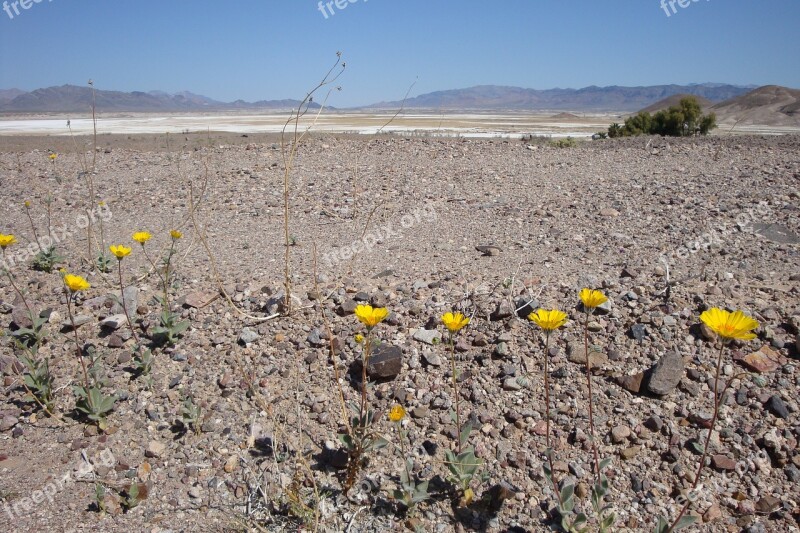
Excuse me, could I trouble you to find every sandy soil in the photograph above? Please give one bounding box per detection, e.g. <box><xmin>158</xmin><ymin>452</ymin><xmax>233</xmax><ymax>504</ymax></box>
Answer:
<box><xmin>0</xmin><ymin>134</ymin><xmax>798</xmax><ymax>532</ymax></box>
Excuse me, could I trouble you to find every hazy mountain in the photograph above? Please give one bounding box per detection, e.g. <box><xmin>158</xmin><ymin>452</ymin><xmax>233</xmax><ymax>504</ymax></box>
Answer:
<box><xmin>0</xmin><ymin>88</ymin><xmax>27</xmax><ymax>104</ymax></box>
<box><xmin>0</xmin><ymin>85</ymin><xmax>319</xmax><ymax>113</ymax></box>
<box><xmin>366</xmin><ymin>83</ymin><xmax>755</xmax><ymax>112</ymax></box>
<box><xmin>711</xmin><ymin>85</ymin><xmax>800</xmax><ymax>126</ymax></box>
<box><xmin>638</xmin><ymin>94</ymin><xmax>714</xmax><ymax>114</ymax></box>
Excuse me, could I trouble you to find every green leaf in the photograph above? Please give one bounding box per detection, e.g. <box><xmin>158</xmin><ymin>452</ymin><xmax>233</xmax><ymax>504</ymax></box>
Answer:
<box><xmin>560</xmin><ymin>483</ymin><xmax>575</xmax><ymax>505</ymax></box>
<box><xmin>599</xmin><ymin>457</ymin><xmax>613</xmax><ymax>471</ymax></box>
<box><xmin>458</xmin><ymin>424</ymin><xmax>472</xmax><ymax>448</ymax></box>
<box><xmin>653</xmin><ymin>516</ymin><xmax>669</xmax><ymax>533</ymax></box>
<box><xmin>673</xmin><ymin>515</ymin><xmax>698</xmax><ymax>530</ymax></box>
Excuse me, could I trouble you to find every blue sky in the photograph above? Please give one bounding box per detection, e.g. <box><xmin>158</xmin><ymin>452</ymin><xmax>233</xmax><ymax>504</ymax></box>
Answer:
<box><xmin>1</xmin><ymin>0</ymin><xmax>798</xmax><ymax>107</ymax></box>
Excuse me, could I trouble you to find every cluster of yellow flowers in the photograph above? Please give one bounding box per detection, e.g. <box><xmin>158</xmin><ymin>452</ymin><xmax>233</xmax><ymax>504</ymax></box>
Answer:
<box><xmin>359</xmin><ymin>286</ymin><xmax>759</xmax><ymax>425</ymax></box>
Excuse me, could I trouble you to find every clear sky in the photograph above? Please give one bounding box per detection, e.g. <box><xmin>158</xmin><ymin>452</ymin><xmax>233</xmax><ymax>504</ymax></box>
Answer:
<box><xmin>1</xmin><ymin>0</ymin><xmax>798</xmax><ymax>107</ymax></box>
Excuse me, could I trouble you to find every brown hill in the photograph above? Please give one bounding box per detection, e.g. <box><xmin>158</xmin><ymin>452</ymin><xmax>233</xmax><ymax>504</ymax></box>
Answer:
<box><xmin>711</xmin><ymin>85</ymin><xmax>800</xmax><ymax>126</ymax></box>
<box><xmin>638</xmin><ymin>93</ymin><xmax>713</xmax><ymax>114</ymax></box>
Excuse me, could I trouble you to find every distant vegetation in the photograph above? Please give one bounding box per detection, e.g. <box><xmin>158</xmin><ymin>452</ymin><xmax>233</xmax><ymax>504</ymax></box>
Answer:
<box><xmin>607</xmin><ymin>96</ymin><xmax>717</xmax><ymax>138</ymax></box>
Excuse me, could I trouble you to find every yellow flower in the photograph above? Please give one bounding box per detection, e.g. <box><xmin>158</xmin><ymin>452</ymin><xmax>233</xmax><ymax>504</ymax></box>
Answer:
<box><xmin>388</xmin><ymin>405</ymin><xmax>406</xmax><ymax>423</ymax></box>
<box><xmin>98</xmin><ymin>200</ymin><xmax>105</xmax><ymax>207</ymax></box>
<box><xmin>0</xmin><ymin>234</ymin><xmax>18</xmax><ymax>249</ymax></box>
<box><xmin>109</xmin><ymin>244</ymin><xmax>132</xmax><ymax>259</ymax></box>
<box><xmin>700</xmin><ymin>308</ymin><xmax>759</xmax><ymax>341</ymax></box>
<box><xmin>579</xmin><ymin>288</ymin><xmax>608</xmax><ymax>310</ymax></box>
<box><xmin>354</xmin><ymin>304</ymin><xmax>389</xmax><ymax>328</ymax></box>
<box><xmin>24</xmin><ymin>200</ymin><xmax>31</xmax><ymax>208</ymax></box>
<box><xmin>170</xmin><ymin>229</ymin><xmax>183</xmax><ymax>240</ymax></box>
<box><xmin>63</xmin><ymin>273</ymin><xmax>90</xmax><ymax>292</ymax></box>
<box><xmin>354</xmin><ymin>334</ymin><xmax>365</xmax><ymax>344</ymax></box>
<box><xmin>49</xmin><ymin>153</ymin><xmax>57</xmax><ymax>160</ymax></box>
<box><xmin>528</xmin><ymin>309</ymin><xmax>568</xmax><ymax>331</ymax></box>
<box><xmin>132</xmin><ymin>231</ymin><xmax>152</xmax><ymax>245</ymax></box>
<box><xmin>441</xmin><ymin>311</ymin><xmax>470</xmax><ymax>333</ymax></box>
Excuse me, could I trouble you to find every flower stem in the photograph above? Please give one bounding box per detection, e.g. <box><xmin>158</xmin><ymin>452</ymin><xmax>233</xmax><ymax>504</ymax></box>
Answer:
<box><xmin>117</xmin><ymin>260</ymin><xmax>140</xmax><ymax>345</ymax></box>
<box><xmin>584</xmin><ymin>310</ymin><xmax>601</xmax><ymax>482</ymax></box>
<box><xmin>449</xmin><ymin>330</ymin><xmax>462</xmax><ymax>455</ymax></box>
<box><xmin>665</xmin><ymin>342</ymin><xmax>726</xmax><ymax>533</ymax></box>
<box><xmin>23</xmin><ymin>204</ymin><xmax>44</xmax><ymax>255</ymax></box>
<box><xmin>2</xmin><ymin>250</ymin><xmax>33</xmax><ymax>318</ymax></box>
<box><xmin>544</xmin><ymin>331</ymin><xmax>552</xmax><ymax>449</ymax></box>
<box><xmin>65</xmin><ymin>292</ymin><xmax>91</xmax><ymax>391</ymax></box>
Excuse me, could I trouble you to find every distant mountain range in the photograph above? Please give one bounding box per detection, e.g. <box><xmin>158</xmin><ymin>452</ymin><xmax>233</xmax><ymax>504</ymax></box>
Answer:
<box><xmin>0</xmin><ymin>84</ymin><xmax>320</xmax><ymax>113</ymax></box>
<box><xmin>365</xmin><ymin>83</ymin><xmax>756</xmax><ymax>112</ymax></box>
<box><xmin>2</xmin><ymin>83</ymin><xmax>796</xmax><ymax>119</ymax></box>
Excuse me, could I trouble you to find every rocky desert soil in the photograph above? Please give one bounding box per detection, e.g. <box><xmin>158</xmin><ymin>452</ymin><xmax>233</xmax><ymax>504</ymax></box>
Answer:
<box><xmin>0</xmin><ymin>133</ymin><xmax>798</xmax><ymax>532</ymax></box>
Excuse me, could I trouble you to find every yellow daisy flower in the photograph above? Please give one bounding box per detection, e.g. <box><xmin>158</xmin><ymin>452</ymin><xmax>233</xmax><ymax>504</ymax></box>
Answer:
<box><xmin>441</xmin><ymin>311</ymin><xmax>470</xmax><ymax>333</ymax></box>
<box><xmin>700</xmin><ymin>308</ymin><xmax>759</xmax><ymax>341</ymax></box>
<box><xmin>388</xmin><ymin>405</ymin><xmax>406</xmax><ymax>422</ymax></box>
<box><xmin>528</xmin><ymin>309</ymin><xmax>568</xmax><ymax>331</ymax></box>
<box><xmin>132</xmin><ymin>231</ymin><xmax>152</xmax><ymax>245</ymax></box>
<box><xmin>63</xmin><ymin>273</ymin><xmax>90</xmax><ymax>293</ymax></box>
<box><xmin>109</xmin><ymin>244</ymin><xmax>132</xmax><ymax>259</ymax></box>
<box><xmin>354</xmin><ymin>304</ymin><xmax>389</xmax><ymax>328</ymax></box>
<box><xmin>170</xmin><ymin>229</ymin><xmax>183</xmax><ymax>240</ymax></box>
<box><xmin>0</xmin><ymin>234</ymin><xmax>18</xmax><ymax>249</ymax></box>
<box><xmin>579</xmin><ymin>288</ymin><xmax>608</xmax><ymax>309</ymax></box>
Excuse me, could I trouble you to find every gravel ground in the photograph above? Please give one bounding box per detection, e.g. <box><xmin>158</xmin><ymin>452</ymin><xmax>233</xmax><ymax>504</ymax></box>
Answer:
<box><xmin>0</xmin><ymin>134</ymin><xmax>798</xmax><ymax>532</ymax></box>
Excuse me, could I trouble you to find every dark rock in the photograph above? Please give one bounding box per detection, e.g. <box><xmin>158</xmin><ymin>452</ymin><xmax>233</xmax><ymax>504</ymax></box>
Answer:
<box><xmin>646</xmin><ymin>351</ymin><xmax>684</xmax><ymax>395</ymax></box>
<box><xmin>367</xmin><ymin>344</ymin><xmax>403</xmax><ymax>379</ymax></box>
<box><xmin>755</xmin><ymin>495</ymin><xmax>781</xmax><ymax>514</ymax></box>
<box><xmin>340</xmin><ymin>299</ymin><xmax>358</xmax><ymax>314</ymax></box>
<box><xmin>617</xmin><ymin>373</ymin><xmax>645</xmax><ymax>393</ymax></box>
<box><xmin>644</xmin><ymin>415</ymin><xmax>663</xmax><ymax>432</ymax></box>
<box><xmin>631</xmin><ymin>324</ymin><xmax>647</xmax><ymax>342</ymax></box>
<box><xmin>765</xmin><ymin>395</ymin><xmax>789</xmax><ymax>418</ymax></box>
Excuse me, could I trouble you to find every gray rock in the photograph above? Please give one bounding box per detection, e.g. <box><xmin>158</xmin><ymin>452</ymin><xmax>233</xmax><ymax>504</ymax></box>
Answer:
<box><xmin>647</xmin><ymin>351</ymin><xmax>684</xmax><ymax>395</ymax></box>
<box><xmin>765</xmin><ymin>395</ymin><xmax>789</xmax><ymax>418</ymax></box>
<box><xmin>422</xmin><ymin>350</ymin><xmax>443</xmax><ymax>367</ymax></box>
<box><xmin>340</xmin><ymin>299</ymin><xmax>358</xmax><ymax>314</ymax></box>
<box><xmin>307</xmin><ymin>328</ymin><xmax>326</xmax><ymax>346</ymax></box>
<box><xmin>631</xmin><ymin>324</ymin><xmax>647</xmax><ymax>342</ymax></box>
<box><xmin>567</xmin><ymin>341</ymin><xmax>608</xmax><ymax>368</ymax></box>
<box><xmin>62</xmin><ymin>314</ymin><xmax>93</xmax><ymax>330</ymax></box>
<box><xmin>491</xmin><ymin>300</ymin><xmax>514</xmax><ymax>320</ymax></box>
<box><xmin>238</xmin><ymin>328</ymin><xmax>259</xmax><ymax>345</ymax></box>
<box><xmin>502</xmin><ymin>377</ymin><xmax>522</xmax><ymax>391</ymax></box>
<box><xmin>367</xmin><ymin>344</ymin><xmax>403</xmax><ymax>379</ymax></box>
<box><xmin>145</xmin><ymin>440</ymin><xmax>166</xmax><ymax>458</ymax></box>
<box><xmin>100</xmin><ymin>314</ymin><xmax>128</xmax><ymax>330</ymax></box>
<box><xmin>413</xmin><ymin>328</ymin><xmax>441</xmax><ymax>345</ymax></box>
<box><xmin>0</xmin><ymin>415</ymin><xmax>18</xmax><ymax>432</ymax></box>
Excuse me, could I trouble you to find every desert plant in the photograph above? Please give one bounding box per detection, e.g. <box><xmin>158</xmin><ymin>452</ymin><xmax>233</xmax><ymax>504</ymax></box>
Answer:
<box><xmin>17</xmin><ymin>347</ymin><xmax>55</xmax><ymax>412</ymax></box>
<box><xmin>578</xmin><ymin>288</ymin><xmax>606</xmax><ymax>480</ymax></box>
<box><xmin>32</xmin><ymin>246</ymin><xmax>66</xmax><ymax>273</ymax></box>
<box><xmin>441</xmin><ymin>311</ymin><xmax>483</xmax><ymax>506</ymax></box>
<box><xmin>341</xmin><ymin>304</ymin><xmax>390</xmax><ymax>493</ymax></box>
<box><xmin>62</xmin><ymin>271</ymin><xmax>117</xmax><ymax>428</ymax></box>
<box><xmin>180</xmin><ymin>395</ymin><xmax>202</xmax><ymax>435</ymax></box>
<box><xmin>551</xmin><ymin>136</ymin><xmax>577</xmax><ymax>148</ymax></box>
<box><xmin>657</xmin><ymin>308</ymin><xmax>759</xmax><ymax>533</ymax></box>
<box><xmin>134</xmin><ymin>231</ymin><xmax>189</xmax><ymax>345</ymax></box>
<box><xmin>279</xmin><ymin>52</ymin><xmax>345</xmax><ymax>314</ymax></box>
<box><xmin>388</xmin><ymin>405</ymin><xmax>429</xmax><ymax>514</ymax></box>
